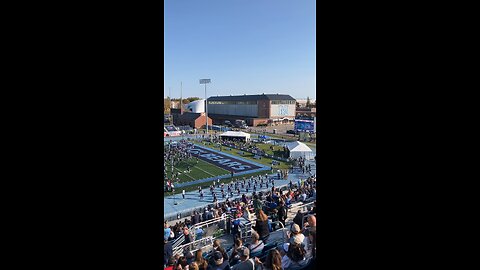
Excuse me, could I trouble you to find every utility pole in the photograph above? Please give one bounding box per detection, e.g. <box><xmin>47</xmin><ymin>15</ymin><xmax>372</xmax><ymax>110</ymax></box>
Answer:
<box><xmin>199</xmin><ymin>79</ymin><xmax>211</xmax><ymax>135</ymax></box>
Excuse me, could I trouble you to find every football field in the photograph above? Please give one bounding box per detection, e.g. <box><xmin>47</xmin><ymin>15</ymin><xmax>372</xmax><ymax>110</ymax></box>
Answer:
<box><xmin>165</xmin><ymin>158</ymin><xmax>230</xmax><ymax>183</ymax></box>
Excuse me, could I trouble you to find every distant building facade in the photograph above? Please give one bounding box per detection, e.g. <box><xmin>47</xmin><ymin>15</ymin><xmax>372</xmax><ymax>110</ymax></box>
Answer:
<box><xmin>171</xmin><ymin>108</ymin><xmax>212</xmax><ymax>129</ymax></box>
<box><xmin>207</xmin><ymin>94</ymin><xmax>296</xmax><ymax>126</ymax></box>
<box><xmin>295</xmin><ymin>107</ymin><xmax>316</xmax><ymax>119</ymax></box>
<box><xmin>185</xmin><ymin>99</ymin><xmax>205</xmax><ymax>113</ymax></box>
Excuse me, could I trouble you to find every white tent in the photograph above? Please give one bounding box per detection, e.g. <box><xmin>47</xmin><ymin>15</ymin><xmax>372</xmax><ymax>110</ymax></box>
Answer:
<box><xmin>286</xmin><ymin>141</ymin><xmax>313</xmax><ymax>160</ymax></box>
<box><xmin>220</xmin><ymin>131</ymin><xmax>251</xmax><ymax>142</ymax></box>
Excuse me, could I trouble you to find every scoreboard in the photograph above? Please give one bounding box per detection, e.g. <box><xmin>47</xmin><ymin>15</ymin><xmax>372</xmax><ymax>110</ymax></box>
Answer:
<box><xmin>294</xmin><ymin>119</ymin><xmax>315</xmax><ymax>133</ymax></box>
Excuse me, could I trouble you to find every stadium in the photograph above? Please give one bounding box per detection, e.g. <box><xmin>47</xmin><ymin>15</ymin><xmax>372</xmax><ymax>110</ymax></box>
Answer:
<box><xmin>163</xmin><ymin>129</ymin><xmax>317</xmax><ymax>270</ymax></box>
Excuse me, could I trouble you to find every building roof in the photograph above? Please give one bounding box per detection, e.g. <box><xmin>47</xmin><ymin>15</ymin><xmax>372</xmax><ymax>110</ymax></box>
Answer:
<box><xmin>286</xmin><ymin>141</ymin><xmax>312</xmax><ymax>152</ymax></box>
<box><xmin>177</xmin><ymin>112</ymin><xmax>209</xmax><ymax>121</ymax></box>
<box><xmin>219</xmin><ymin>131</ymin><xmax>251</xmax><ymax>138</ymax></box>
<box><xmin>208</xmin><ymin>94</ymin><xmax>296</xmax><ymax>101</ymax></box>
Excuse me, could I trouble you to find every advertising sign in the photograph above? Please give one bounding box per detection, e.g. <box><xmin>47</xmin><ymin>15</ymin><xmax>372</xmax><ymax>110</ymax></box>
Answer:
<box><xmin>294</xmin><ymin>120</ymin><xmax>315</xmax><ymax>133</ymax></box>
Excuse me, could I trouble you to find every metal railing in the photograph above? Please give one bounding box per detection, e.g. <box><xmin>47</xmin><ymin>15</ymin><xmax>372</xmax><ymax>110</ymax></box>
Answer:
<box><xmin>169</xmin><ymin>200</ymin><xmax>316</xmax><ymax>258</ymax></box>
<box><xmin>171</xmin><ymin>235</ymin><xmax>186</xmax><ymax>250</ymax></box>
<box><xmin>189</xmin><ymin>215</ymin><xmax>226</xmax><ymax>231</ymax></box>
<box><xmin>172</xmin><ymin>236</ymin><xmax>214</xmax><ymax>256</ymax></box>
<box><xmin>288</xmin><ymin>201</ymin><xmax>316</xmax><ymax>216</ymax></box>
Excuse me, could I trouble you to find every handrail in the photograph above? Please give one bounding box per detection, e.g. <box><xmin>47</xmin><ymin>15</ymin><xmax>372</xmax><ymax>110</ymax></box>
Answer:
<box><xmin>189</xmin><ymin>215</ymin><xmax>226</xmax><ymax>231</ymax></box>
<box><xmin>172</xmin><ymin>236</ymin><xmax>214</xmax><ymax>256</ymax></box>
<box><xmin>171</xmin><ymin>235</ymin><xmax>185</xmax><ymax>249</ymax></box>
<box><xmin>169</xmin><ymin>200</ymin><xmax>316</xmax><ymax>256</ymax></box>
<box><xmin>288</xmin><ymin>201</ymin><xmax>316</xmax><ymax>214</ymax></box>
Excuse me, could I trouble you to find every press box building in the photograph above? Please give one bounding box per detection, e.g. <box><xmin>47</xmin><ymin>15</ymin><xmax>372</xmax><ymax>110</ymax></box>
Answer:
<box><xmin>207</xmin><ymin>94</ymin><xmax>296</xmax><ymax>127</ymax></box>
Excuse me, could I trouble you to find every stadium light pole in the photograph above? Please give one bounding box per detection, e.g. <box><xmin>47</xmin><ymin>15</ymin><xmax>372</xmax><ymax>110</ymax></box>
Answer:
<box><xmin>200</xmin><ymin>79</ymin><xmax>211</xmax><ymax>136</ymax></box>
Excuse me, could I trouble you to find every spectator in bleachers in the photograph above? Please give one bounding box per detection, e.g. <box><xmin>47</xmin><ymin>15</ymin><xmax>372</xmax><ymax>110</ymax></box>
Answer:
<box><xmin>165</xmin><ymin>257</ymin><xmax>176</xmax><ymax>270</ymax></box>
<box><xmin>165</xmin><ymin>222</ymin><xmax>172</xmax><ymax>241</ymax></box>
<box><xmin>195</xmin><ymin>227</ymin><xmax>204</xmax><ymax>240</ymax></box>
<box><xmin>293</xmin><ymin>210</ymin><xmax>305</xmax><ymax>230</ymax></box>
<box><xmin>207</xmin><ymin>251</ymin><xmax>231</xmax><ymax>270</ymax></box>
<box><xmin>164</xmin><ymin>239</ymin><xmax>173</xmax><ymax>267</ymax></box>
<box><xmin>269</xmin><ymin>209</ymin><xmax>279</xmax><ymax>231</ymax></box>
<box><xmin>248</xmin><ymin>231</ymin><xmax>265</xmax><ymax>255</ymax></box>
<box><xmin>243</xmin><ymin>207</ymin><xmax>254</xmax><ymax>222</ymax></box>
<box><xmin>254</xmin><ymin>210</ymin><xmax>270</xmax><ymax>243</ymax></box>
<box><xmin>183</xmin><ymin>227</ymin><xmax>194</xmax><ymax>245</ymax></box>
<box><xmin>212</xmin><ymin>240</ymin><xmax>229</xmax><ymax>261</ymax></box>
<box><xmin>232</xmin><ymin>217</ymin><xmax>241</xmax><ymax>242</ymax></box>
<box><xmin>253</xmin><ymin>195</ymin><xmax>262</xmax><ymax>215</ymax></box>
<box><xmin>195</xmin><ymin>250</ymin><xmax>209</xmax><ymax>270</ymax></box>
<box><xmin>283</xmin><ymin>243</ymin><xmax>309</xmax><ymax>270</ymax></box>
<box><xmin>303</xmin><ymin>215</ymin><xmax>316</xmax><ymax>237</ymax></box>
<box><xmin>186</xmin><ymin>251</ymin><xmax>195</xmax><ymax>264</ymax></box>
<box><xmin>189</xmin><ymin>262</ymin><xmax>199</xmax><ymax>270</ymax></box>
<box><xmin>280</xmin><ymin>243</ymin><xmax>290</xmax><ymax>270</ymax></box>
<box><xmin>277</xmin><ymin>201</ymin><xmax>287</xmax><ymax>227</ymax></box>
<box><xmin>177</xmin><ymin>256</ymin><xmax>189</xmax><ymax>270</ymax></box>
<box><xmin>254</xmin><ymin>249</ymin><xmax>282</xmax><ymax>270</ymax></box>
<box><xmin>194</xmin><ymin>211</ymin><xmax>201</xmax><ymax>224</ymax></box>
<box><xmin>229</xmin><ymin>238</ymin><xmax>243</xmax><ymax>266</ymax></box>
<box><xmin>232</xmin><ymin>247</ymin><xmax>256</xmax><ymax>270</ymax></box>
<box><xmin>304</xmin><ymin>230</ymin><xmax>316</xmax><ymax>260</ymax></box>
<box><xmin>287</xmin><ymin>224</ymin><xmax>306</xmax><ymax>247</ymax></box>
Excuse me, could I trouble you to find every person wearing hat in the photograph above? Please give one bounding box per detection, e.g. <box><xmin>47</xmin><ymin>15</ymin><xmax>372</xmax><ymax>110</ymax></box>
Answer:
<box><xmin>207</xmin><ymin>251</ymin><xmax>230</xmax><ymax>270</ymax></box>
<box><xmin>232</xmin><ymin>247</ymin><xmax>256</xmax><ymax>270</ymax></box>
<box><xmin>287</xmin><ymin>224</ymin><xmax>306</xmax><ymax>247</ymax></box>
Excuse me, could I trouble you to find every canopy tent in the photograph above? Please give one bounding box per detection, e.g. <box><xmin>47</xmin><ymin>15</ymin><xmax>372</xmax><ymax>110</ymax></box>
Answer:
<box><xmin>219</xmin><ymin>131</ymin><xmax>251</xmax><ymax>142</ymax></box>
<box><xmin>286</xmin><ymin>141</ymin><xmax>313</xmax><ymax>160</ymax></box>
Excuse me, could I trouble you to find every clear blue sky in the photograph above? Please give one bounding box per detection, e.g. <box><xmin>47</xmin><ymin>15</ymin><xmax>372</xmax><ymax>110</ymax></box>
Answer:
<box><xmin>164</xmin><ymin>0</ymin><xmax>316</xmax><ymax>100</ymax></box>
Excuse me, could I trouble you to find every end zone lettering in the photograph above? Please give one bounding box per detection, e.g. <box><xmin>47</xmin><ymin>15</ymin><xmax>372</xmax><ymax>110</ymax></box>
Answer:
<box><xmin>186</xmin><ymin>146</ymin><xmax>262</xmax><ymax>172</ymax></box>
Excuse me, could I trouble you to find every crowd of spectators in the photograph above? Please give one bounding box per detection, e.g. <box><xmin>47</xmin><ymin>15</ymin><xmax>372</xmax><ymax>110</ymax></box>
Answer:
<box><xmin>164</xmin><ymin>218</ymin><xmax>316</xmax><ymax>270</ymax></box>
<box><xmin>164</xmin><ymin>176</ymin><xmax>317</xmax><ymax>270</ymax></box>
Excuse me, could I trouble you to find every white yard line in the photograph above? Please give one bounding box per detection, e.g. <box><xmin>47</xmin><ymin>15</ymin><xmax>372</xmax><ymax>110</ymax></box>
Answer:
<box><xmin>174</xmin><ymin>167</ymin><xmax>196</xmax><ymax>180</ymax></box>
<box><xmin>194</xmin><ymin>165</ymin><xmax>216</xmax><ymax>177</ymax></box>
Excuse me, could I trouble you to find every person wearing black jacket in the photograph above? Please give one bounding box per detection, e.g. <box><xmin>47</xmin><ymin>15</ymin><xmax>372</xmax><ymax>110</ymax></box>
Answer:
<box><xmin>194</xmin><ymin>211</ymin><xmax>201</xmax><ymax>224</ymax></box>
<box><xmin>277</xmin><ymin>201</ymin><xmax>287</xmax><ymax>227</ymax></box>
<box><xmin>254</xmin><ymin>210</ymin><xmax>270</xmax><ymax>243</ymax></box>
<box><xmin>293</xmin><ymin>210</ymin><xmax>305</xmax><ymax>230</ymax></box>
<box><xmin>208</xmin><ymin>251</ymin><xmax>231</xmax><ymax>270</ymax></box>
<box><xmin>164</xmin><ymin>239</ymin><xmax>173</xmax><ymax>267</ymax></box>
<box><xmin>183</xmin><ymin>227</ymin><xmax>193</xmax><ymax>245</ymax></box>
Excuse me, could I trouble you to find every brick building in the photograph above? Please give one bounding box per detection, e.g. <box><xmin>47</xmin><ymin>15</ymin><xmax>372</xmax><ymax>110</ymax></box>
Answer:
<box><xmin>171</xmin><ymin>109</ymin><xmax>212</xmax><ymax>129</ymax></box>
<box><xmin>207</xmin><ymin>94</ymin><xmax>296</xmax><ymax>127</ymax></box>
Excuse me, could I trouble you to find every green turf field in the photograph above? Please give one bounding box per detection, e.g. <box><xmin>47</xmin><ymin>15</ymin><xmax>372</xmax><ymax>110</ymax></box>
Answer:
<box><xmin>165</xmin><ymin>158</ymin><xmax>230</xmax><ymax>183</ymax></box>
<box><xmin>202</xmin><ymin>142</ymin><xmax>292</xmax><ymax>170</ymax></box>
<box><xmin>164</xmin><ymin>169</ymin><xmax>271</xmax><ymax>196</ymax></box>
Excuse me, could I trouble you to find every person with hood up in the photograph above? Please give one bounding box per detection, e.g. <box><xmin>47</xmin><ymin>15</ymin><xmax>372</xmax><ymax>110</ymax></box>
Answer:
<box><xmin>207</xmin><ymin>251</ymin><xmax>231</xmax><ymax>270</ymax></box>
